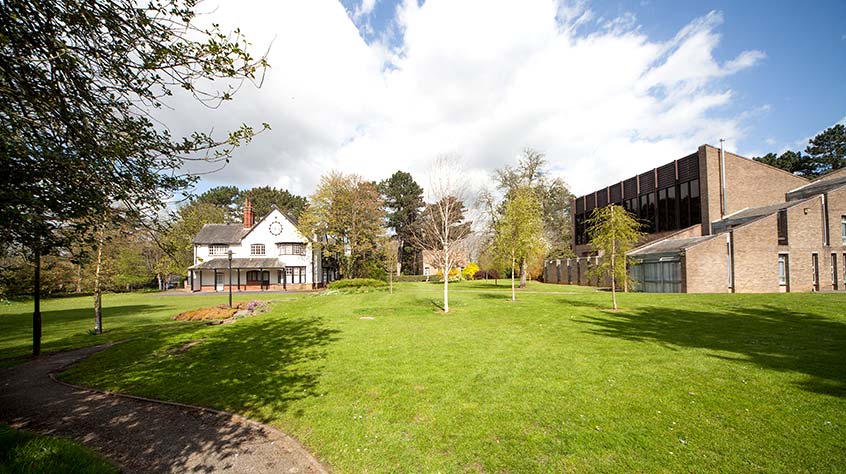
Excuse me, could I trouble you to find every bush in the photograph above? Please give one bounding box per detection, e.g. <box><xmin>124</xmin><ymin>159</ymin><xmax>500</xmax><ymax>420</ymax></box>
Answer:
<box><xmin>328</xmin><ymin>278</ymin><xmax>388</xmax><ymax>290</ymax></box>
<box><xmin>396</xmin><ymin>274</ymin><xmax>428</xmax><ymax>282</ymax></box>
<box><xmin>474</xmin><ymin>269</ymin><xmax>500</xmax><ymax>280</ymax></box>
<box><xmin>461</xmin><ymin>263</ymin><xmax>480</xmax><ymax>280</ymax></box>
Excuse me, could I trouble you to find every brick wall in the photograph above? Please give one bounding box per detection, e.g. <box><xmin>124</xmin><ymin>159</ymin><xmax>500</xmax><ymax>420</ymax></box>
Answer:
<box><xmin>683</xmin><ymin>235</ymin><xmax>730</xmax><ymax>293</ymax></box>
<box><xmin>698</xmin><ymin>145</ymin><xmax>809</xmax><ymax>235</ymax></box>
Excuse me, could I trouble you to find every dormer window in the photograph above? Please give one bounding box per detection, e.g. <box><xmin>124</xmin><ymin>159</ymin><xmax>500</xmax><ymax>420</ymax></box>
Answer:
<box><xmin>251</xmin><ymin>244</ymin><xmax>266</xmax><ymax>256</ymax></box>
<box><xmin>209</xmin><ymin>244</ymin><xmax>229</xmax><ymax>256</ymax></box>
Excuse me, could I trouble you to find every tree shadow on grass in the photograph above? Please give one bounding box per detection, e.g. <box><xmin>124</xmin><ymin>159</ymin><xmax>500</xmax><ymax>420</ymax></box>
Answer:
<box><xmin>0</xmin><ymin>305</ymin><xmax>173</xmax><ymax>361</ymax></box>
<box><xmin>1</xmin><ymin>334</ymin><xmax>330</xmax><ymax>474</ymax></box>
<box><xmin>578</xmin><ymin>304</ymin><xmax>846</xmax><ymax>397</ymax></box>
<box><xmin>66</xmin><ymin>313</ymin><xmax>341</xmax><ymax>422</ymax></box>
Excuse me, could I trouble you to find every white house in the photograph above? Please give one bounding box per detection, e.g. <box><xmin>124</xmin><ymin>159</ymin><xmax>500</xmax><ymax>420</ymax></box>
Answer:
<box><xmin>188</xmin><ymin>199</ymin><xmax>338</xmax><ymax>292</ymax></box>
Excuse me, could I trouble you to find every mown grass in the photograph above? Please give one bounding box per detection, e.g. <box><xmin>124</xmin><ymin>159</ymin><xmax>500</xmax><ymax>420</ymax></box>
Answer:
<box><xmin>2</xmin><ymin>282</ymin><xmax>844</xmax><ymax>472</ymax></box>
<box><xmin>0</xmin><ymin>424</ymin><xmax>117</xmax><ymax>474</ymax></box>
<box><xmin>0</xmin><ymin>292</ymin><xmax>275</xmax><ymax>364</ymax></box>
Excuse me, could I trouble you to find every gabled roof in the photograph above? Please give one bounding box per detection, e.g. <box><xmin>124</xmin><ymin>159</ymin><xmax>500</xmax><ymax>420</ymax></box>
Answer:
<box><xmin>628</xmin><ymin>236</ymin><xmax>715</xmax><ymax>257</ymax></box>
<box><xmin>193</xmin><ymin>224</ymin><xmax>249</xmax><ymax>244</ymax></box>
<box><xmin>786</xmin><ymin>169</ymin><xmax>846</xmax><ymax>201</ymax></box>
<box><xmin>711</xmin><ymin>195</ymin><xmax>817</xmax><ymax>234</ymax></box>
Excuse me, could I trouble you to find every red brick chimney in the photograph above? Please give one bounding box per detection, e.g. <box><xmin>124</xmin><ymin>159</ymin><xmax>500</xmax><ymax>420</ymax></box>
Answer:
<box><xmin>243</xmin><ymin>197</ymin><xmax>255</xmax><ymax>228</ymax></box>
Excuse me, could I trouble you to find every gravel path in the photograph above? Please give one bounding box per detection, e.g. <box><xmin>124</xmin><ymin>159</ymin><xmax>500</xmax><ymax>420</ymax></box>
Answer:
<box><xmin>0</xmin><ymin>345</ymin><xmax>328</xmax><ymax>474</ymax></box>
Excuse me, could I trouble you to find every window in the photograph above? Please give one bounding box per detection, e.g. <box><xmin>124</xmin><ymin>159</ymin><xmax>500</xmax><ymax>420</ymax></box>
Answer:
<box><xmin>841</xmin><ymin>216</ymin><xmax>845</xmax><ymax>245</ymax></box>
<box><xmin>250</xmin><ymin>244</ymin><xmax>265</xmax><ymax>256</ymax></box>
<box><xmin>679</xmin><ymin>182</ymin><xmax>690</xmax><ymax>228</ymax></box>
<box><xmin>689</xmin><ymin>179</ymin><xmax>701</xmax><ymax>225</ymax></box>
<box><xmin>285</xmin><ymin>266</ymin><xmax>306</xmax><ymax>284</ymax></box>
<box><xmin>209</xmin><ymin>244</ymin><xmax>228</xmax><ymax>256</ymax></box>
<box><xmin>666</xmin><ymin>186</ymin><xmax>677</xmax><ymax>230</ymax></box>
<box><xmin>778</xmin><ymin>254</ymin><xmax>788</xmax><ymax>286</ymax></box>
<box><xmin>832</xmin><ymin>253</ymin><xmax>838</xmax><ymax>290</ymax></box>
<box><xmin>777</xmin><ymin>209</ymin><xmax>788</xmax><ymax>245</ymax></box>
<box><xmin>246</xmin><ymin>270</ymin><xmax>269</xmax><ymax>283</ymax></box>
<box><xmin>278</xmin><ymin>243</ymin><xmax>306</xmax><ymax>255</ymax></box>
<box><xmin>812</xmin><ymin>253</ymin><xmax>819</xmax><ymax>291</ymax></box>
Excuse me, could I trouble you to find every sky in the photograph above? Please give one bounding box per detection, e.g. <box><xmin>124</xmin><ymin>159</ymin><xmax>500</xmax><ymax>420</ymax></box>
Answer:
<box><xmin>162</xmin><ymin>0</ymin><xmax>846</xmax><ymax>200</ymax></box>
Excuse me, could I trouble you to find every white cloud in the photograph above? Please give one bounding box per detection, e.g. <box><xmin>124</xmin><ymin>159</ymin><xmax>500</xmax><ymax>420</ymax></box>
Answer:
<box><xmin>156</xmin><ymin>0</ymin><xmax>767</xmax><ymax>199</ymax></box>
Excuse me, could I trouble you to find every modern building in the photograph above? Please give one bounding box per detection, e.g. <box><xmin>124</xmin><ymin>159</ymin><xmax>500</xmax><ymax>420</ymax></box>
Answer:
<box><xmin>187</xmin><ymin>199</ymin><xmax>338</xmax><ymax>292</ymax></box>
<box><xmin>544</xmin><ymin>144</ymin><xmax>846</xmax><ymax>293</ymax></box>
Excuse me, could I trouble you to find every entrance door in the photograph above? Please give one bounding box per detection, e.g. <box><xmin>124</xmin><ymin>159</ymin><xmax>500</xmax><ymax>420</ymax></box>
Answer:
<box><xmin>215</xmin><ymin>272</ymin><xmax>225</xmax><ymax>291</ymax></box>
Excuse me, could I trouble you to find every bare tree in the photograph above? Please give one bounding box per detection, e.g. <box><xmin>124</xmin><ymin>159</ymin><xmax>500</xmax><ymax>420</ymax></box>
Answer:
<box><xmin>414</xmin><ymin>156</ymin><xmax>472</xmax><ymax>313</ymax></box>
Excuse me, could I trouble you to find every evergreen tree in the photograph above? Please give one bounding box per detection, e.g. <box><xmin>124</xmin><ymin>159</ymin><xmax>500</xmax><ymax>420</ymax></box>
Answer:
<box><xmin>378</xmin><ymin>171</ymin><xmax>425</xmax><ymax>274</ymax></box>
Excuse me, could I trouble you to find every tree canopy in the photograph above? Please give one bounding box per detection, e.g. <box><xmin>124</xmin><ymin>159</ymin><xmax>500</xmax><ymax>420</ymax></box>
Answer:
<box><xmin>586</xmin><ymin>204</ymin><xmax>643</xmax><ymax>310</ymax></box>
<box><xmin>0</xmin><ymin>0</ymin><xmax>267</xmax><ymax>253</ymax></box>
<box><xmin>753</xmin><ymin>124</ymin><xmax>846</xmax><ymax>178</ymax></box>
<box><xmin>379</xmin><ymin>171</ymin><xmax>425</xmax><ymax>274</ymax></box>
<box><xmin>299</xmin><ymin>172</ymin><xmax>386</xmax><ymax>278</ymax></box>
<box><xmin>493</xmin><ymin>186</ymin><xmax>545</xmax><ymax>301</ymax></box>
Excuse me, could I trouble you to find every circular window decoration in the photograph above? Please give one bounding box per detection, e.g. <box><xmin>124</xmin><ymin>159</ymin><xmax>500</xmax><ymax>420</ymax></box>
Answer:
<box><xmin>269</xmin><ymin>221</ymin><xmax>283</xmax><ymax>236</ymax></box>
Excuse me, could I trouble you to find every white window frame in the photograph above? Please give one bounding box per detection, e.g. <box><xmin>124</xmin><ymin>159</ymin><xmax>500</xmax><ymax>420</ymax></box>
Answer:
<box><xmin>841</xmin><ymin>215</ymin><xmax>845</xmax><ymax>245</ymax></box>
<box><xmin>209</xmin><ymin>244</ymin><xmax>229</xmax><ymax>256</ymax></box>
<box><xmin>251</xmin><ymin>244</ymin><xmax>266</xmax><ymax>256</ymax></box>
<box><xmin>278</xmin><ymin>242</ymin><xmax>306</xmax><ymax>256</ymax></box>
<box><xmin>777</xmin><ymin>254</ymin><xmax>787</xmax><ymax>286</ymax></box>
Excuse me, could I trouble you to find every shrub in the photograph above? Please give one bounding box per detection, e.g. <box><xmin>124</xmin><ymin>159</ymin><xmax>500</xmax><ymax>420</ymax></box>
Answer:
<box><xmin>474</xmin><ymin>269</ymin><xmax>500</xmax><ymax>280</ymax></box>
<box><xmin>396</xmin><ymin>275</ymin><xmax>428</xmax><ymax>282</ymax></box>
<box><xmin>327</xmin><ymin>278</ymin><xmax>388</xmax><ymax>290</ymax></box>
<box><xmin>461</xmin><ymin>263</ymin><xmax>480</xmax><ymax>280</ymax></box>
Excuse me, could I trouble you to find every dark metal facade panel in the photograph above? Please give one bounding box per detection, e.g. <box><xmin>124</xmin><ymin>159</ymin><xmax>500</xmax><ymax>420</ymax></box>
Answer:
<box><xmin>677</xmin><ymin>153</ymin><xmax>699</xmax><ymax>182</ymax></box>
<box><xmin>624</xmin><ymin>177</ymin><xmax>638</xmax><ymax>199</ymax></box>
<box><xmin>639</xmin><ymin>170</ymin><xmax>656</xmax><ymax>193</ymax></box>
<box><xmin>585</xmin><ymin>193</ymin><xmax>596</xmax><ymax>212</ymax></box>
<box><xmin>657</xmin><ymin>162</ymin><xmax>676</xmax><ymax>189</ymax></box>
<box><xmin>575</xmin><ymin>196</ymin><xmax>585</xmax><ymax>214</ymax></box>
<box><xmin>609</xmin><ymin>183</ymin><xmax>622</xmax><ymax>203</ymax></box>
<box><xmin>596</xmin><ymin>188</ymin><xmax>609</xmax><ymax>208</ymax></box>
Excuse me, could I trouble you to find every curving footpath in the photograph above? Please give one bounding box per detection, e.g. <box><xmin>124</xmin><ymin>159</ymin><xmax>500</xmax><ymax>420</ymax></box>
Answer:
<box><xmin>0</xmin><ymin>345</ymin><xmax>328</xmax><ymax>473</ymax></box>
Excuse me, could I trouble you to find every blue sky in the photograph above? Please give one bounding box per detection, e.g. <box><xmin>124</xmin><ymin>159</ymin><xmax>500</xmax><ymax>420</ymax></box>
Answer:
<box><xmin>341</xmin><ymin>0</ymin><xmax>845</xmax><ymax>157</ymax></box>
<box><xmin>172</xmin><ymin>0</ymin><xmax>846</xmax><ymax>198</ymax></box>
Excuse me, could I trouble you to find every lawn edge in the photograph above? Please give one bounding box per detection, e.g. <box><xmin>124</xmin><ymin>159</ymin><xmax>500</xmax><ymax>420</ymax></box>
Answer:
<box><xmin>48</xmin><ymin>363</ymin><xmax>331</xmax><ymax>472</ymax></box>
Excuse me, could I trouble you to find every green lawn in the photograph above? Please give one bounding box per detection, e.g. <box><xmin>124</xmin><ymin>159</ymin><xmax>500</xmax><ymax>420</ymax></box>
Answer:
<box><xmin>0</xmin><ymin>424</ymin><xmax>117</xmax><ymax>474</ymax></box>
<box><xmin>2</xmin><ymin>282</ymin><xmax>845</xmax><ymax>472</ymax></box>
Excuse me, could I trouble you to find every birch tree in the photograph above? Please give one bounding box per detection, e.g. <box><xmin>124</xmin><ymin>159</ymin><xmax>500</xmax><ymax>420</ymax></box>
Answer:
<box><xmin>493</xmin><ymin>186</ymin><xmax>545</xmax><ymax>302</ymax></box>
<box><xmin>585</xmin><ymin>204</ymin><xmax>643</xmax><ymax>310</ymax></box>
<box><xmin>414</xmin><ymin>157</ymin><xmax>471</xmax><ymax>313</ymax></box>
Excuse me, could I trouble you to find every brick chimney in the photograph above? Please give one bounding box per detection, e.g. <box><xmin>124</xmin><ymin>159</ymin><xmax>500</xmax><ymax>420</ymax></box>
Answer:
<box><xmin>243</xmin><ymin>197</ymin><xmax>255</xmax><ymax>228</ymax></box>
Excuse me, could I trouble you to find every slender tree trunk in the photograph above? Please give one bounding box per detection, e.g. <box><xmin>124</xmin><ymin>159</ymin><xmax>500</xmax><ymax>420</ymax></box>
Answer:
<box><xmin>443</xmin><ymin>265</ymin><xmax>449</xmax><ymax>313</ymax></box>
<box><xmin>93</xmin><ymin>233</ymin><xmax>104</xmax><ymax>335</ymax></box>
<box><xmin>511</xmin><ymin>251</ymin><xmax>516</xmax><ymax>302</ymax></box>
<box><xmin>397</xmin><ymin>239</ymin><xmax>403</xmax><ymax>276</ymax></box>
<box><xmin>75</xmin><ymin>263</ymin><xmax>82</xmax><ymax>293</ymax></box>
<box><xmin>157</xmin><ymin>273</ymin><xmax>163</xmax><ymax>291</ymax></box>
<box><xmin>389</xmin><ymin>268</ymin><xmax>393</xmax><ymax>294</ymax></box>
<box><xmin>611</xmin><ymin>240</ymin><xmax>617</xmax><ymax>310</ymax></box>
<box><xmin>33</xmin><ymin>244</ymin><xmax>42</xmax><ymax>356</ymax></box>
<box><xmin>519</xmin><ymin>258</ymin><xmax>527</xmax><ymax>288</ymax></box>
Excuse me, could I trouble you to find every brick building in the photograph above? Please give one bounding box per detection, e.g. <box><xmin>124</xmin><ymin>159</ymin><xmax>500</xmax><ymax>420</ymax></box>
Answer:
<box><xmin>544</xmin><ymin>144</ymin><xmax>846</xmax><ymax>293</ymax></box>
